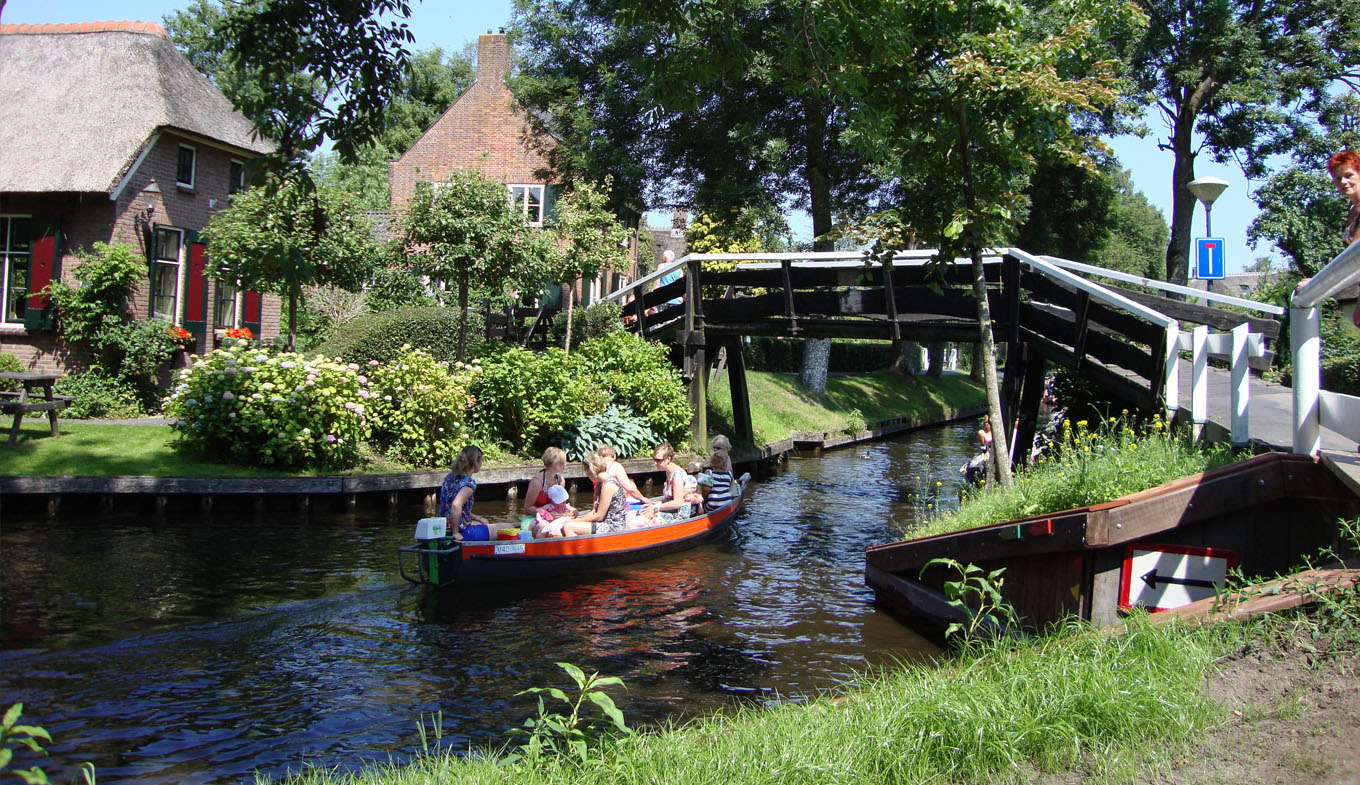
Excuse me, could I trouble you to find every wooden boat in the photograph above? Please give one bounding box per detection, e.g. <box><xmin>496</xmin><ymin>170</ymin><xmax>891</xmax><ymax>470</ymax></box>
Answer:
<box><xmin>398</xmin><ymin>477</ymin><xmax>749</xmax><ymax>587</ymax></box>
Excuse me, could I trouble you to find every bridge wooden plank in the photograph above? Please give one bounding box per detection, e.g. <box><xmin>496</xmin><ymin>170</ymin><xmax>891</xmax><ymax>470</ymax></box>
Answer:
<box><xmin>1021</xmin><ymin>328</ymin><xmax>1157</xmax><ymax>409</ymax></box>
<box><xmin>1021</xmin><ymin>271</ymin><xmax>1164</xmax><ymax>346</ymax></box>
<box><xmin>864</xmin><ymin>510</ymin><xmax>1091</xmax><ymax>574</ymax></box>
<box><xmin>1107</xmin><ymin>283</ymin><xmax>1282</xmax><ymax>339</ymax></box>
<box><xmin>1019</xmin><ymin>304</ymin><xmax>1157</xmax><ymax>380</ymax></box>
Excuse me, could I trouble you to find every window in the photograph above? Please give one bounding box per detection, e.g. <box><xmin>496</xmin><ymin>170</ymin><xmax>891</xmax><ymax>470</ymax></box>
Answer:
<box><xmin>228</xmin><ymin>160</ymin><xmax>245</xmax><ymax>195</ymax></box>
<box><xmin>508</xmin><ymin>184</ymin><xmax>545</xmax><ymax>225</ymax></box>
<box><xmin>214</xmin><ymin>279</ymin><xmax>238</xmax><ymax>329</ymax></box>
<box><xmin>1</xmin><ymin>215</ymin><xmax>31</xmax><ymax>324</ymax></box>
<box><xmin>176</xmin><ymin>145</ymin><xmax>196</xmax><ymax>188</ymax></box>
<box><xmin>152</xmin><ymin>227</ymin><xmax>184</xmax><ymax>321</ymax></box>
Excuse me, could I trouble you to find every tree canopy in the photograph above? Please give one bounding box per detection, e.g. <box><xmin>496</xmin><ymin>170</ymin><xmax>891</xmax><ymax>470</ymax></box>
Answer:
<box><xmin>1123</xmin><ymin>0</ymin><xmax>1360</xmax><ymax>285</ymax></box>
<box><xmin>396</xmin><ymin>169</ymin><xmax>555</xmax><ymax>359</ymax></box>
<box><xmin>203</xmin><ymin>176</ymin><xmax>376</xmax><ymax>349</ymax></box>
<box><xmin>548</xmin><ymin>179</ymin><xmax>634</xmax><ymax>351</ymax></box>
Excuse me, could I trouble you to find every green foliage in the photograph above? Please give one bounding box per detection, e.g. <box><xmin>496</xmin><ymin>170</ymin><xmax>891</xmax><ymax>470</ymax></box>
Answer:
<box><xmin>923</xmin><ymin>558</ymin><xmax>1021</xmax><ymax>642</ymax></box>
<box><xmin>911</xmin><ymin>415</ymin><xmax>1237</xmax><ymax>539</ymax></box>
<box><xmin>575</xmin><ymin>300</ymin><xmax>623</xmax><ymax>343</ymax></box>
<box><xmin>365</xmin><ymin>264</ymin><xmax>436</xmax><ymax>312</ymax></box>
<box><xmin>313</xmin><ymin>306</ymin><xmax>479</xmax><ymax>368</ymax></box>
<box><xmin>396</xmin><ymin>168</ymin><xmax>555</xmax><ymax>358</ymax></box>
<box><xmin>54</xmin><ymin>369</ymin><xmax>145</xmax><ymax>420</ymax></box>
<box><xmin>1249</xmin><ymin>165</ymin><xmax>1351</xmax><ymax>277</ymax></box>
<box><xmin>203</xmin><ymin>174</ymin><xmax>377</xmax><ymax>348</ymax></box>
<box><xmin>553</xmin><ymin>404</ymin><xmax>658</xmax><ymax>461</ymax></box>
<box><xmin>0</xmin><ymin>703</ymin><xmax>94</xmax><ymax>785</ymax></box>
<box><xmin>470</xmin><ymin>345</ymin><xmax>605</xmax><ymax>454</ymax></box>
<box><xmin>0</xmin><ymin>354</ymin><xmax>22</xmax><ymax>393</ymax></box>
<box><xmin>508</xmin><ymin>662</ymin><xmax>631</xmax><ymax>765</ymax></box>
<box><xmin>45</xmin><ymin>243</ymin><xmax>182</xmax><ymax>401</ymax></box>
<box><xmin>574</xmin><ymin>331</ymin><xmax>690</xmax><ymax>443</ymax></box>
<box><xmin>548</xmin><ymin>179</ymin><xmax>632</xmax><ymax>349</ymax></box>
<box><xmin>364</xmin><ymin>347</ymin><xmax>480</xmax><ymax>468</ymax></box>
<box><xmin>163</xmin><ymin>345</ymin><xmax>365</xmax><ymax>469</ymax></box>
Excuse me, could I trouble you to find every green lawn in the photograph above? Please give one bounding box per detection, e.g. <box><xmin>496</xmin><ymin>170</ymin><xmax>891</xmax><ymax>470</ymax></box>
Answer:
<box><xmin>707</xmin><ymin>369</ymin><xmax>986</xmax><ymax>447</ymax></box>
<box><xmin>0</xmin><ymin>421</ymin><xmax>287</xmax><ymax>477</ymax></box>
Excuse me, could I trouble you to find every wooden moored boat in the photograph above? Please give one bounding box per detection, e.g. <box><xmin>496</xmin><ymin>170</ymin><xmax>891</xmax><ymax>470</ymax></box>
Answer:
<box><xmin>399</xmin><ymin>477</ymin><xmax>748</xmax><ymax>586</ymax></box>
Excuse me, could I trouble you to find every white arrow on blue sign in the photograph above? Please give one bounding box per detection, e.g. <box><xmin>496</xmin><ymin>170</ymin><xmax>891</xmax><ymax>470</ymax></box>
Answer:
<box><xmin>1195</xmin><ymin>237</ymin><xmax>1225</xmax><ymax>280</ymax></box>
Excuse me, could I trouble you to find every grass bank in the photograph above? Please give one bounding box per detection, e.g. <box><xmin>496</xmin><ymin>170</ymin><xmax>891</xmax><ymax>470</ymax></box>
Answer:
<box><xmin>906</xmin><ymin>415</ymin><xmax>1240</xmax><ymax>539</ymax></box>
<box><xmin>707</xmin><ymin>370</ymin><xmax>986</xmax><ymax>447</ymax></box>
<box><xmin>0</xmin><ymin>371</ymin><xmax>982</xmax><ymax>477</ymax></box>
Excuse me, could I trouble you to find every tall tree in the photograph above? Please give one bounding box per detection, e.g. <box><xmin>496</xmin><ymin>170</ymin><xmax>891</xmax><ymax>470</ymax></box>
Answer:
<box><xmin>396</xmin><ymin>169</ymin><xmax>555</xmax><ymax>360</ymax></box>
<box><xmin>1124</xmin><ymin>0</ymin><xmax>1360</xmax><ymax>286</ymax></box>
<box><xmin>203</xmin><ymin>177</ymin><xmax>376</xmax><ymax>350</ymax></box>
<box><xmin>549</xmin><ymin>179</ymin><xmax>634</xmax><ymax>352</ymax></box>
<box><xmin>819</xmin><ymin>0</ymin><xmax>1136</xmax><ymax>487</ymax></box>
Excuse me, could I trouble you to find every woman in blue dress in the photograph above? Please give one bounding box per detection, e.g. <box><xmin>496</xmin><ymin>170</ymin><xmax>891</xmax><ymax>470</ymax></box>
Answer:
<box><xmin>438</xmin><ymin>445</ymin><xmax>510</xmax><ymax>541</ymax></box>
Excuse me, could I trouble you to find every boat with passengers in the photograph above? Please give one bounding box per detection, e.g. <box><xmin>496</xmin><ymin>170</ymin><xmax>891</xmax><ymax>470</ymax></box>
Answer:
<box><xmin>398</xmin><ymin>474</ymin><xmax>750</xmax><ymax>586</ymax></box>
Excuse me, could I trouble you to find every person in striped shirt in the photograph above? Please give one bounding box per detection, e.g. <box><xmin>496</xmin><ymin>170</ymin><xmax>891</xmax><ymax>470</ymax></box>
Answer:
<box><xmin>701</xmin><ymin>448</ymin><xmax>738</xmax><ymax>511</ymax></box>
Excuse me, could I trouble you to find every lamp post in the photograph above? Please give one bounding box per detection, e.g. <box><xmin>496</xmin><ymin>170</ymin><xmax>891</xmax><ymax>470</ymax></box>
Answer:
<box><xmin>1187</xmin><ymin>176</ymin><xmax>1229</xmax><ymax>238</ymax></box>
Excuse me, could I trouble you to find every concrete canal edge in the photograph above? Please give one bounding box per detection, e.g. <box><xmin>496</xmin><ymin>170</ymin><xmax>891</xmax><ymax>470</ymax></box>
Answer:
<box><xmin>1</xmin><ymin>406</ymin><xmax>987</xmax><ymax>520</ymax></box>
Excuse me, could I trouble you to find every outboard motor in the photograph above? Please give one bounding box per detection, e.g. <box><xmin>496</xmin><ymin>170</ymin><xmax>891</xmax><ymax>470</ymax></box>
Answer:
<box><xmin>414</xmin><ymin>517</ymin><xmax>451</xmax><ymax>585</ymax></box>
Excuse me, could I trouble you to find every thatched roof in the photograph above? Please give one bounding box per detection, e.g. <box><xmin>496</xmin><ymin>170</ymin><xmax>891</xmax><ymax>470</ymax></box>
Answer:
<box><xmin>0</xmin><ymin>21</ymin><xmax>273</xmax><ymax>194</ymax></box>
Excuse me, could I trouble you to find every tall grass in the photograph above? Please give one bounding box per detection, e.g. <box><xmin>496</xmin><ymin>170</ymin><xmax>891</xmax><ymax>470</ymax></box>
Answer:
<box><xmin>261</xmin><ymin>615</ymin><xmax>1237</xmax><ymax>785</ymax></box>
<box><xmin>907</xmin><ymin>414</ymin><xmax>1238</xmax><ymax>539</ymax></box>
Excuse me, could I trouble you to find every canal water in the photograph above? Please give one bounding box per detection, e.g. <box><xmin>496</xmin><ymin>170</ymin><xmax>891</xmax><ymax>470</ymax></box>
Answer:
<box><xmin>0</xmin><ymin>421</ymin><xmax>979</xmax><ymax>784</ymax></box>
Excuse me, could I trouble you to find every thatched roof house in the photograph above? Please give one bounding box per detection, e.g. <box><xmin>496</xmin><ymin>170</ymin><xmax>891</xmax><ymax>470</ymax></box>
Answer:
<box><xmin>0</xmin><ymin>21</ymin><xmax>271</xmax><ymax>194</ymax></box>
<box><xmin>0</xmin><ymin>21</ymin><xmax>280</xmax><ymax>373</ymax></box>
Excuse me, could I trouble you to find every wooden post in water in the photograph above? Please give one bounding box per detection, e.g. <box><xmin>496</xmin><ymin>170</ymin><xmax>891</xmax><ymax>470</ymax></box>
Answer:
<box><xmin>1012</xmin><ymin>355</ymin><xmax>1047</xmax><ymax>469</ymax></box>
<box><xmin>723</xmin><ymin>335</ymin><xmax>754</xmax><ymax>448</ymax></box>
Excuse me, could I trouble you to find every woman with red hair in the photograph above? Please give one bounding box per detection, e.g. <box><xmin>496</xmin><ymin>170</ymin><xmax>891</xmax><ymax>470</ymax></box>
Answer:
<box><xmin>1329</xmin><ymin>149</ymin><xmax>1360</xmax><ymax>248</ymax></box>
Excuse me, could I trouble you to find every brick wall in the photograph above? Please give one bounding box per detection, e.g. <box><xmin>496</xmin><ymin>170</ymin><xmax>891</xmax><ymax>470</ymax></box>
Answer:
<box><xmin>0</xmin><ymin>131</ymin><xmax>281</xmax><ymax>371</ymax></box>
<box><xmin>389</xmin><ymin>33</ymin><xmax>557</xmax><ymax>212</ymax></box>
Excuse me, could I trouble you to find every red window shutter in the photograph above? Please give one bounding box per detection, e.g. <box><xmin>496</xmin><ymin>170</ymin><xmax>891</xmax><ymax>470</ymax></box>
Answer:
<box><xmin>182</xmin><ymin>234</ymin><xmax>208</xmax><ymax>334</ymax></box>
<box><xmin>243</xmin><ymin>290</ymin><xmax>262</xmax><ymax>335</ymax></box>
<box><xmin>23</xmin><ymin>215</ymin><xmax>61</xmax><ymax>331</ymax></box>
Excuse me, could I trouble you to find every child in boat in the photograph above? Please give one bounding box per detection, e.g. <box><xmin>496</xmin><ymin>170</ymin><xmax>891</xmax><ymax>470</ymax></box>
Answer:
<box><xmin>684</xmin><ymin>461</ymin><xmax>705</xmax><ymax>505</ymax></box>
<box><xmin>701</xmin><ymin>449</ymin><xmax>738</xmax><ymax>511</ymax></box>
<box><xmin>595</xmin><ymin>443</ymin><xmax>649</xmax><ymax>504</ymax></box>
<box><xmin>562</xmin><ymin>451</ymin><xmax>629</xmax><ymax>536</ymax></box>
<box><xmin>534</xmin><ymin>483</ymin><xmax>576</xmax><ymax>537</ymax></box>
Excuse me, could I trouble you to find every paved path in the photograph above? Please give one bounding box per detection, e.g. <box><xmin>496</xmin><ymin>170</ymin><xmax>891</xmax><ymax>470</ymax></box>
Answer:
<box><xmin>1170</xmin><ymin>357</ymin><xmax>1355</xmax><ymax>453</ymax></box>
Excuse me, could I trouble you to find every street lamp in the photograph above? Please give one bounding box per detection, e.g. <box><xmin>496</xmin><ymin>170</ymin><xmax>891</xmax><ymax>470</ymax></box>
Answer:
<box><xmin>1187</xmin><ymin>176</ymin><xmax>1230</xmax><ymax>237</ymax></box>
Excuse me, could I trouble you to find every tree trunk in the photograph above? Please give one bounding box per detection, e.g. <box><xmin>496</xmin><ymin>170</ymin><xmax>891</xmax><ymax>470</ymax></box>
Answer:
<box><xmin>456</xmin><ymin>273</ymin><xmax>469</xmax><ymax>362</ymax></box>
<box><xmin>287</xmin><ymin>286</ymin><xmax>299</xmax><ymax>352</ymax></box>
<box><xmin>799</xmin><ymin>95</ymin><xmax>835</xmax><ymax>396</ymax></box>
<box><xmin>1164</xmin><ymin>117</ymin><xmax>1199</xmax><ymax>292</ymax></box>
<box><xmin>564</xmin><ymin>278</ymin><xmax>576</xmax><ymax>355</ymax></box>
<box><xmin>926</xmin><ymin>341</ymin><xmax>944</xmax><ymax>378</ymax></box>
<box><xmin>971</xmin><ymin>342</ymin><xmax>984</xmax><ymax>381</ymax></box>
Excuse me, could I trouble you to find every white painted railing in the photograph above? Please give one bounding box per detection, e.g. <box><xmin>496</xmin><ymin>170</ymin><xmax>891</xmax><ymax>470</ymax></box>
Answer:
<box><xmin>1174</xmin><ymin>324</ymin><xmax>1267</xmax><ymax>445</ymax></box>
<box><xmin>1041</xmin><ymin>255</ymin><xmax>1286</xmax><ymax>316</ymax></box>
<box><xmin>1291</xmin><ymin>241</ymin><xmax>1360</xmax><ymax>454</ymax></box>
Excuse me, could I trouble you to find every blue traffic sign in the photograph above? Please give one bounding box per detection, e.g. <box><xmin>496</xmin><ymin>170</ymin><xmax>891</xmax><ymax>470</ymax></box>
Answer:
<box><xmin>1195</xmin><ymin>237</ymin><xmax>1225</xmax><ymax>280</ymax></box>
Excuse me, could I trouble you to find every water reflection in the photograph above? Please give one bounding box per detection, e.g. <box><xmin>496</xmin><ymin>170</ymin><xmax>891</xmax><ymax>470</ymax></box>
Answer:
<box><xmin>0</xmin><ymin>421</ymin><xmax>978</xmax><ymax>784</ymax></box>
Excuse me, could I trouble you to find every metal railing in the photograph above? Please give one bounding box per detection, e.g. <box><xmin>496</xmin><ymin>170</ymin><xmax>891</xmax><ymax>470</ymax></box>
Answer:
<box><xmin>1291</xmin><ymin>241</ymin><xmax>1360</xmax><ymax>454</ymax></box>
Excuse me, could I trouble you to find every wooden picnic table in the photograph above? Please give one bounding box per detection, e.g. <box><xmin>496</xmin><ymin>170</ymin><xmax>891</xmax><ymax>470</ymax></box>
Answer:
<box><xmin>0</xmin><ymin>371</ymin><xmax>69</xmax><ymax>445</ymax></box>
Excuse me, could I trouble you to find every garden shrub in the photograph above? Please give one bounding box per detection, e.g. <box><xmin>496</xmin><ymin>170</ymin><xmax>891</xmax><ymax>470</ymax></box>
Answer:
<box><xmin>313</xmin><ymin>306</ymin><xmax>484</xmax><ymax>366</ymax></box>
<box><xmin>54</xmin><ymin>368</ymin><xmax>144</xmax><ymax>419</ymax></box>
<box><xmin>0</xmin><ymin>353</ymin><xmax>22</xmax><ymax>392</ymax></box>
<box><xmin>163</xmin><ymin>344</ymin><xmax>364</xmax><ymax>469</ymax></box>
<box><xmin>471</xmin><ymin>344</ymin><xmax>606</xmax><ymax>454</ymax></box>
<box><xmin>364</xmin><ymin>346</ymin><xmax>480</xmax><ymax>467</ymax></box>
<box><xmin>365</xmin><ymin>265</ymin><xmax>436</xmax><ymax>312</ymax></box>
<box><xmin>575</xmin><ymin>331</ymin><xmax>690</xmax><ymax>443</ymax></box>
<box><xmin>552</xmin><ymin>404</ymin><xmax>658</xmax><ymax>460</ymax></box>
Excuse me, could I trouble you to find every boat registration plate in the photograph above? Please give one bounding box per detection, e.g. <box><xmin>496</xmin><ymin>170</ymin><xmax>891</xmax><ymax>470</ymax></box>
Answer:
<box><xmin>493</xmin><ymin>542</ymin><xmax>526</xmax><ymax>555</ymax></box>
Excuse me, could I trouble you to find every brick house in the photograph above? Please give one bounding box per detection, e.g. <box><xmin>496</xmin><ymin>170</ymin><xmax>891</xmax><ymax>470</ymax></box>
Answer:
<box><xmin>0</xmin><ymin>21</ymin><xmax>280</xmax><ymax>373</ymax></box>
<box><xmin>389</xmin><ymin>31</ymin><xmax>642</xmax><ymax>306</ymax></box>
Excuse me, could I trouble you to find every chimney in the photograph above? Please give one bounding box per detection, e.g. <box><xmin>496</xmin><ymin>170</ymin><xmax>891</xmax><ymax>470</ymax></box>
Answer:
<box><xmin>477</xmin><ymin>31</ymin><xmax>511</xmax><ymax>84</ymax></box>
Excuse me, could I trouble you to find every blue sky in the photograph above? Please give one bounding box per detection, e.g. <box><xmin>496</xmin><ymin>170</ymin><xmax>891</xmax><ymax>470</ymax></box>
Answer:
<box><xmin>7</xmin><ymin>0</ymin><xmax>1278</xmax><ymax>273</ymax></box>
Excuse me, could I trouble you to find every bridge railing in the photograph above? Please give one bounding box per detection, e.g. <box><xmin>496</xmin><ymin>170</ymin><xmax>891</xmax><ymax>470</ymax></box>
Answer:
<box><xmin>1291</xmin><ymin>241</ymin><xmax>1360</xmax><ymax>454</ymax></box>
<box><xmin>1030</xmin><ymin>253</ymin><xmax>1281</xmax><ymax>445</ymax></box>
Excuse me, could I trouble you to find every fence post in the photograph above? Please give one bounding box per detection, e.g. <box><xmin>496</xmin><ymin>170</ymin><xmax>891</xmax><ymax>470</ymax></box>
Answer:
<box><xmin>1291</xmin><ymin>303</ymin><xmax>1321</xmax><ymax>455</ymax></box>
<box><xmin>1191</xmin><ymin>325</ymin><xmax>1208</xmax><ymax>441</ymax></box>
<box><xmin>1162</xmin><ymin>323</ymin><xmax>1180</xmax><ymax>418</ymax></box>
<box><xmin>1229</xmin><ymin>322</ymin><xmax>1249</xmax><ymax>446</ymax></box>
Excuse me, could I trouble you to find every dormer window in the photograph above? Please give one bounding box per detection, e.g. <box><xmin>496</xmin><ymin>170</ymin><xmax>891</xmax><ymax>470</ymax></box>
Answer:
<box><xmin>509</xmin><ymin>184</ymin><xmax>544</xmax><ymax>226</ymax></box>
<box><xmin>176</xmin><ymin>145</ymin><xmax>196</xmax><ymax>189</ymax></box>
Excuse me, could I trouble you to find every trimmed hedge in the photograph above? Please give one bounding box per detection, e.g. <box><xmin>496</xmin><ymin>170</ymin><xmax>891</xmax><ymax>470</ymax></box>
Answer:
<box><xmin>744</xmin><ymin>337</ymin><xmax>900</xmax><ymax>373</ymax></box>
<box><xmin>312</xmin><ymin>306</ymin><xmax>485</xmax><ymax>366</ymax></box>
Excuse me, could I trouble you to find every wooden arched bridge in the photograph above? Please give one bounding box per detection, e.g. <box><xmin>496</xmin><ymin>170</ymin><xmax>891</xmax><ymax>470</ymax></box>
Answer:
<box><xmin>601</xmin><ymin>248</ymin><xmax>1286</xmax><ymax>464</ymax></box>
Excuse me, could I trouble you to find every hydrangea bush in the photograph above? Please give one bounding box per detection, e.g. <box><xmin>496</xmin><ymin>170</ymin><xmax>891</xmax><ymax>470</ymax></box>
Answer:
<box><xmin>164</xmin><ymin>344</ymin><xmax>365</xmax><ymax>469</ymax></box>
<box><xmin>364</xmin><ymin>346</ymin><xmax>481</xmax><ymax>467</ymax></box>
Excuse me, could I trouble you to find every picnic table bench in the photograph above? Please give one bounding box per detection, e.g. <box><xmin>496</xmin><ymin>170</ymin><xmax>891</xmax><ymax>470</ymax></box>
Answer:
<box><xmin>0</xmin><ymin>372</ymin><xmax>69</xmax><ymax>444</ymax></box>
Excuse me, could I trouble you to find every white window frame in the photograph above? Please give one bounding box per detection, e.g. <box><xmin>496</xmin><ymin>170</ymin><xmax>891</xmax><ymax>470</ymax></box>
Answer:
<box><xmin>176</xmin><ymin>145</ymin><xmax>197</xmax><ymax>189</ymax></box>
<box><xmin>508</xmin><ymin>184</ymin><xmax>545</xmax><ymax>226</ymax></box>
<box><xmin>214</xmin><ymin>278</ymin><xmax>241</xmax><ymax>329</ymax></box>
<box><xmin>0</xmin><ymin>214</ymin><xmax>32</xmax><ymax>325</ymax></box>
<box><xmin>152</xmin><ymin>226</ymin><xmax>185</xmax><ymax>322</ymax></box>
